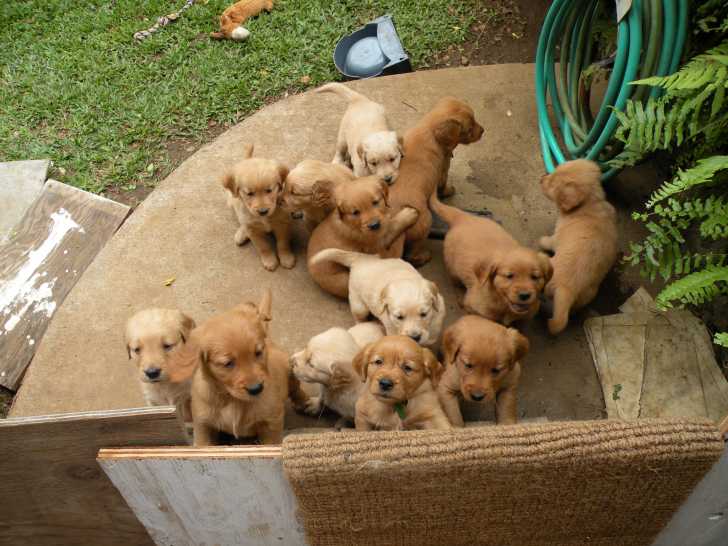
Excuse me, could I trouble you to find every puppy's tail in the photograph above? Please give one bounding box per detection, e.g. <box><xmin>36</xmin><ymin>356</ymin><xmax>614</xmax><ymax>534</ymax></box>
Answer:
<box><xmin>547</xmin><ymin>285</ymin><xmax>574</xmax><ymax>335</ymax></box>
<box><xmin>428</xmin><ymin>191</ymin><xmax>464</xmax><ymax>227</ymax></box>
<box><xmin>242</xmin><ymin>143</ymin><xmax>254</xmax><ymax>159</ymax></box>
<box><xmin>316</xmin><ymin>82</ymin><xmax>366</xmax><ymax>103</ymax></box>
<box><xmin>310</xmin><ymin>248</ymin><xmax>367</xmax><ymax>269</ymax></box>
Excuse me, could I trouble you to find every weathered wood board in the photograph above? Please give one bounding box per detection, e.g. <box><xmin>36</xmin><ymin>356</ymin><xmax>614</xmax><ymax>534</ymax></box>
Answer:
<box><xmin>0</xmin><ymin>159</ymin><xmax>49</xmax><ymax>242</ymax></box>
<box><xmin>0</xmin><ymin>179</ymin><xmax>129</xmax><ymax>389</ymax></box>
<box><xmin>98</xmin><ymin>446</ymin><xmax>307</xmax><ymax>546</ymax></box>
<box><xmin>0</xmin><ymin>407</ymin><xmax>188</xmax><ymax>546</ymax></box>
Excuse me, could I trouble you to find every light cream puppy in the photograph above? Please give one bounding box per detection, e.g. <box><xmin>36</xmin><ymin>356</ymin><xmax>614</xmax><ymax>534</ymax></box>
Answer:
<box><xmin>316</xmin><ymin>83</ymin><xmax>403</xmax><ymax>183</ymax></box>
<box><xmin>310</xmin><ymin>249</ymin><xmax>446</xmax><ymax>347</ymax></box>
<box><xmin>125</xmin><ymin>308</ymin><xmax>196</xmax><ymax>420</ymax></box>
<box><xmin>290</xmin><ymin>322</ymin><xmax>384</xmax><ymax>422</ymax></box>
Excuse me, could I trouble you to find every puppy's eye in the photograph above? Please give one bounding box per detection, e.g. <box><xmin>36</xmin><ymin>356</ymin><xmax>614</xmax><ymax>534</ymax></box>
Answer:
<box><xmin>370</xmin><ymin>160</ymin><xmax>377</xmax><ymax>166</ymax></box>
<box><xmin>163</xmin><ymin>343</ymin><xmax>174</xmax><ymax>352</ymax></box>
<box><xmin>373</xmin><ymin>358</ymin><xmax>383</xmax><ymax>366</ymax></box>
<box><xmin>246</xmin><ymin>191</ymin><xmax>254</xmax><ymax>197</ymax></box>
<box><xmin>505</xmin><ymin>272</ymin><xmax>514</xmax><ymax>280</ymax></box>
<box><xmin>531</xmin><ymin>273</ymin><xmax>541</xmax><ymax>280</ymax></box>
<box><xmin>265</xmin><ymin>188</ymin><xmax>273</xmax><ymax>194</ymax></box>
<box><xmin>419</xmin><ymin>310</ymin><xmax>428</xmax><ymax>318</ymax></box>
<box><xmin>394</xmin><ymin>313</ymin><xmax>404</xmax><ymax>320</ymax></box>
<box><xmin>390</xmin><ymin>156</ymin><xmax>396</xmax><ymax>162</ymax></box>
<box><xmin>402</xmin><ymin>364</ymin><xmax>413</xmax><ymax>374</ymax></box>
<box><xmin>491</xmin><ymin>367</ymin><xmax>501</xmax><ymax>375</ymax></box>
<box><xmin>352</xmin><ymin>209</ymin><xmax>360</xmax><ymax>216</ymax></box>
<box><xmin>255</xmin><ymin>346</ymin><xmax>264</xmax><ymax>358</ymax></box>
<box><xmin>463</xmin><ymin>363</ymin><xmax>473</xmax><ymax>370</ymax></box>
<box><xmin>132</xmin><ymin>347</ymin><xmax>141</xmax><ymax>355</ymax></box>
<box><xmin>223</xmin><ymin>360</ymin><xmax>234</xmax><ymax>369</ymax></box>
<box><xmin>372</xmin><ymin>199</ymin><xmax>379</xmax><ymax>206</ymax></box>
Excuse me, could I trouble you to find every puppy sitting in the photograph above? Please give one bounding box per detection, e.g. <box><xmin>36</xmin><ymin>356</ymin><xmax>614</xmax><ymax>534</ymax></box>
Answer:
<box><xmin>307</xmin><ymin>176</ymin><xmax>419</xmax><ymax>298</ymax></box>
<box><xmin>210</xmin><ymin>0</ymin><xmax>273</xmax><ymax>41</ymax></box>
<box><xmin>353</xmin><ymin>336</ymin><xmax>450</xmax><ymax>431</ymax></box>
<box><xmin>290</xmin><ymin>322</ymin><xmax>383</xmax><ymax>423</ymax></box>
<box><xmin>437</xmin><ymin>315</ymin><xmax>528</xmax><ymax>426</ymax></box>
<box><xmin>317</xmin><ymin>83</ymin><xmax>403</xmax><ymax>182</ymax></box>
<box><xmin>169</xmin><ymin>290</ymin><xmax>310</xmax><ymax>446</ymax></box>
<box><xmin>281</xmin><ymin>159</ymin><xmax>355</xmax><ymax>231</ymax></box>
<box><xmin>389</xmin><ymin>97</ymin><xmax>484</xmax><ymax>266</ymax></box>
<box><xmin>125</xmin><ymin>308</ymin><xmax>196</xmax><ymax>420</ymax></box>
<box><xmin>430</xmin><ymin>193</ymin><xmax>552</xmax><ymax>325</ymax></box>
<box><xmin>222</xmin><ymin>144</ymin><xmax>294</xmax><ymax>271</ymax></box>
<box><xmin>539</xmin><ymin>159</ymin><xmax>618</xmax><ymax>334</ymax></box>
<box><xmin>310</xmin><ymin>249</ymin><xmax>445</xmax><ymax>346</ymax></box>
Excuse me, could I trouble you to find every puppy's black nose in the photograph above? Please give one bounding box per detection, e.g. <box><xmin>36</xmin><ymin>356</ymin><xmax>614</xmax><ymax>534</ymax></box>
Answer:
<box><xmin>518</xmin><ymin>292</ymin><xmax>532</xmax><ymax>302</ymax></box>
<box><xmin>258</xmin><ymin>208</ymin><xmax>269</xmax><ymax>216</ymax></box>
<box><xmin>409</xmin><ymin>332</ymin><xmax>422</xmax><ymax>342</ymax></box>
<box><xmin>378</xmin><ymin>378</ymin><xmax>393</xmax><ymax>391</ymax></box>
<box><xmin>368</xmin><ymin>220</ymin><xmax>381</xmax><ymax>231</ymax></box>
<box><xmin>246</xmin><ymin>382</ymin><xmax>264</xmax><ymax>396</ymax></box>
<box><xmin>384</xmin><ymin>175</ymin><xmax>393</xmax><ymax>183</ymax></box>
<box><xmin>470</xmin><ymin>391</ymin><xmax>485</xmax><ymax>402</ymax></box>
<box><xmin>145</xmin><ymin>367</ymin><xmax>161</xmax><ymax>380</ymax></box>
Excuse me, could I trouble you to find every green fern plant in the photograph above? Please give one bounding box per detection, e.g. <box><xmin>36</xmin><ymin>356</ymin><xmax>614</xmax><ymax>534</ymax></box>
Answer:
<box><xmin>612</xmin><ymin>17</ymin><xmax>728</xmax><ymax>348</ymax></box>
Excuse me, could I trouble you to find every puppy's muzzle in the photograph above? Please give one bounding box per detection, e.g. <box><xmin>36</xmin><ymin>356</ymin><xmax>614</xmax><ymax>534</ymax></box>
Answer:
<box><xmin>378</xmin><ymin>378</ymin><xmax>394</xmax><ymax>392</ymax></box>
<box><xmin>408</xmin><ymin>332</ymin><xmax>422</xmax><ymax>343</ymax></box>
<box><xmin>145</xmin><ymin>367</ymin><xmax>161</xmax><ymax>381</ymax></box>
<box><xmin>245</xmin><ymin>382</ymin><xmax>264</xmax><ymax>396</ymax></box>
<box><xmin>470</xmin><ymin>390</ymin><xmax>485</xmax><ymax>402</ymax></box>
<box><xmin>257</xmin><ymin>208</ymin><xmax>269</xmax><ymax>217</ymax></box>
<box><xmin>290</xmin><ymin>210</ymin><xmax>304</xmax><ymax>220</ymax></box>
<box><xmin>384</xmin><ymin>175</ymin><xmax>393</xmax><ymax>184</ymax></box>
<box><xmin>367</xmin><ymin>220</ymin><xmax>381</xmax><ymax>231</ymax></box>
<box><xmin>518</xmin><ymin>291</ymin><xmax>533</xmax><ymax>302</ymax></box>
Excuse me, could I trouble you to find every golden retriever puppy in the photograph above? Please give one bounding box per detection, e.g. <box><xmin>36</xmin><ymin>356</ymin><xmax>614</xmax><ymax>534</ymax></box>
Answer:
<box><xmin>539</xmin><ymin>160</ymin><xmax>618</xmax><ymax>334</ymax></box>
<box><xmin>125</xmin><ymin>308</ymin><xmax>196</xmax><ymax>420</ymax></box>
<box><xmin>317</xmin><ymin>83</ymin><xmax>403</xmax><ymax>182</ymax></box>
<box><xmin>210</xmin><ymin>0</ymin><xmax>273</xmax><ymax>41</ymax></box>
<box><xmin>281</xmin><ymin>159</ymin><xmax>355</xmax><ymax>231</ymax></box>
<box><xmin>290</xmin><ymin>322</ymin><xmax>384</xmax><ymax>423</ymax></box>
<box><xmin>310</xmin><ymin>249</ymin><xmax>445</xmax><ymax>347</ymax></box>
<box><xmin>307</xmin><ymin>176</ymin><xmax>419</xmax><ymax>298</ymax></box>
<box><xmin>169</xmin><ymin>290</ymin><xmax>310</xmax><ymax>446</ymax></box>
<box><xmin>389</xmin><ymin>97</ymin><xmax>484</xmax><ymax>266</ymax></box>
<box><xmin>353</xmin><ymin>335</ymin><xmax>450</xmax><ymax>431</ymax></box>
<box><xmin>437</xmin><ymin>315</ymin><xmax>528</xmax><ymax>426</ymax></box>
<box><xmin>222</xmin><ymin>144</ymin><xmax>293</xmax><ymax>271</ymax></box>
<box><xmin>430</xmin><ymin>193</ymin><xmax>552</xmax><ymax>325</ymax></box>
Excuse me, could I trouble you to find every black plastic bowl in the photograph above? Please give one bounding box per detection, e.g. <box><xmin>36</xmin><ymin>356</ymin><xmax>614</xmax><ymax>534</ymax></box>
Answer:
<box><xmin>333</xmin><ymin>15</ymin><xmax>412</xmax><ymax>80</ymax></box>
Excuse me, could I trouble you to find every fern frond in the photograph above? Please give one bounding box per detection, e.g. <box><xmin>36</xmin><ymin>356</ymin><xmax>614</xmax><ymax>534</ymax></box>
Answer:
<box><xmin>715</xmin><ymin>332</ymin><xmax>728</xmax><ymax>347</ymax></box>
<box><xmin>633</xmin><ymin>42</ymin><xmax>728</xmax><ymax>91</ymax></box>
<box><xmin>646</xmin><ymin>155</ymin><xmax>728</xmax><ymax>207</ymax></box>
<box><xmin>656</xmin><ymin>265</ymin><xmax>728</xmax><ymax>308</ymax></box>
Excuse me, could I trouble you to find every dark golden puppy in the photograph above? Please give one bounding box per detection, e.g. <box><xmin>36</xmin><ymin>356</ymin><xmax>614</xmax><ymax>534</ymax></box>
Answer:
<box><xmin>222</xmin><ymin>144</ymin><xmax>293</xmax><ymax>271</ymax></box>
<box><xmin>307</xmin><ymin>176</ymin><xmax>419</xmax><ymax>298</ymax></box>
<box><xmin>389</xmin><ymin>97</ymin><xmax>484</xmax><ymax>266</ymax></box>
<box><xmin>437</xmin><ymin>315</ymin><xmax>528</xmax><ymax>426</ymax></box>
<box><xmin>169</xmin><ymin>290</ymin><xmax>310</xmax><ymax>446</ymax></box>
<box><xmin>430</xmin><ymin>193</ymin><xmax>552</xmax><ymax>325</ymax></box>
<box><xmin>353</xmin><ymin>335</ymin><xmax>450</xmax><ymax>431</ymax></box>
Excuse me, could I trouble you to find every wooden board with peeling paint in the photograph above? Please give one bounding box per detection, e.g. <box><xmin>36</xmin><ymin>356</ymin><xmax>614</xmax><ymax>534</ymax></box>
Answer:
<box><xmin>98</xmin><ymin>446</ymin><xmax>307</xmax><ymax>546</ymax></box>
<box><xmin>0</xmin><ymin>179</ymin><xmax>129</xmax><ymax>389</ymax></box>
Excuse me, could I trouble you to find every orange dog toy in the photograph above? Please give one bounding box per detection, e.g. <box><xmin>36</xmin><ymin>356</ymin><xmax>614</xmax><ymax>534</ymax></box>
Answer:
<box><xmin>210</xmin><ymin>0</ymin><xmax>274</xmax><ymax>41</ymax></box>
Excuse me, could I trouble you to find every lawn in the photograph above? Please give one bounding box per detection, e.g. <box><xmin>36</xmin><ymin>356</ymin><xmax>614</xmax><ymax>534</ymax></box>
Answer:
<box><xmin>0</xmin><ymin>0</ymin><xmax>476</xmax><ymax>196</ymax></box>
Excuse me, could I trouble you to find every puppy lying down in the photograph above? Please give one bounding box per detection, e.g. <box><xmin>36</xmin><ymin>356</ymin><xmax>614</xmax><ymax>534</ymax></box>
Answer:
<box><xmin>125</xmin><ymin>308</ymin><xmax>196</xmax><ymax>420</ymax></box>
<box><xmin>290</xmin><ymin>322</ymin><xmax>384</xmax><ymax>424</ymax></box>
<box><xmin>353</xmin><ymin>335</ymin><xmax>451</xmax><ymax>431</ymax></box>
<box><xmin>310</xmin><ymin>249</ymin><xmax>445</xmax><ymax>347</ymax></box>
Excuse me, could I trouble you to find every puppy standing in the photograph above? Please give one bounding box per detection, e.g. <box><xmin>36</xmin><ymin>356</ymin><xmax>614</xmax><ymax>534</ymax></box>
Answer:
<box><xmin>317</xmin><ymin>83</ymin><xmax>403</xmax><ymax>182</ymax></box>
<box><xmin>281</xmin><ymin>159</ymin><xmax>355</xmax><ymax>231</ymax></box>
<box><xmin>353</xmin><ymin>336</ymin><xmax>450</xmax><ymax>431</ymax></box>
<box><xmin>310</xmin><ymin>249</ymin><xmax>445</xmax><ymax>346</ymax></box>
<box><xmin>169</xmin><ymin>290</ymin><xmax>310</xmax><ymax>446</ymax></box>
<box><xmin>437</xmin><ymin>315</ymin><xmax>528</xmax><ymax>426</ymax></box>
<box><xmin>222</xmin><ymin>144</ymin><xmax>294</xmax><ymax>271</ymax></box>
<box><xmin>125</xmin><ymin>309</ymin><xmax>196</xmax><ymax>420</ymax></box>
<box><xmin>290</xmin><ymin>322</ymin><xmax>383</xmax><ymax>422</ymax></box>
<box><xmin>307</xmin><ymin>176</ymin><xmax>419</xmax><ymax>298</ymax></box>
<box><xmin>429</xmin><ymin>193</ymin><xmax>552</xmax><ymax>325</ymax></box>
<box><xmin>389</xmin><ymin>97</ymin><xmax>484</xmax><ymax>266</ymax></box>
<box><xmin>539</xmin><ymin>159</ymin><xmax>618</xmax><ymax>334</ymax></box>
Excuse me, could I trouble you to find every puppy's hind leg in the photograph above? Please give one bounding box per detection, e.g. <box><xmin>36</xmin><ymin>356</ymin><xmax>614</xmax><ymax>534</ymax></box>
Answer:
<box><xmin>349</xmin><ymin>291</ymin><xmax>371</xmax><ymax>322</ymax></box>
<box><xmin>332</xmin><ymin>139</ymin><xmax>349</xmax><ymax>166</ymax></box>
<box><xmin>548</xmin><ymin>285</ymin><xmax>574</xmax><ymax>335</ymax></box>
<box><xmin>288</xmin><ymin>373</ymin><xmax>314</xmax><ymax>415</ymax></box>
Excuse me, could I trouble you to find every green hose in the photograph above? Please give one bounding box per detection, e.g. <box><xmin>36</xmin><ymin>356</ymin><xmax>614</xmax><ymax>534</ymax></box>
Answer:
<box><xmin>536</xmin><ymin>0</ymin><xmax>687</xmax><ymax>180</ymax></box>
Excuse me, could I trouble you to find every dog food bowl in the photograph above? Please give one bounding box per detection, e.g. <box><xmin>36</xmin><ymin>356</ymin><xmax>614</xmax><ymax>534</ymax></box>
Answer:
<box><xmin>333</xmin><ymin>15</ymin><xmax>412</xmax><ymax>79</ymax></box>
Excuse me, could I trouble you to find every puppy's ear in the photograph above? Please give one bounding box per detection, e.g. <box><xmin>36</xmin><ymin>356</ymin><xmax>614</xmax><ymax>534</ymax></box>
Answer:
<box><xmin>434</xmin><ymin>119</ymin><xmax>461</xmax><ymax>149</ymax></box>
<box><xmin>427</xmin><ymin>281</ymin><xmax>441</xmax><ymax>312</ymax></box>
<box><xmin>125</xmin><ymin>344</ymin><xmax>131</xmax><ymax>360</ymax></box>
<box><xmin>374</xmin><ymin>285</ymin><xmax>389</xmax><ymax>317</ymax></box>
<box><xmin>441</xmin><ymin>326</ymin><xmax>460</xmax><ymax>367</ymax></box>
<box><xmin>555</xmin><ymin>181</ymin><xmax>586</xmax><ymax>212</ymax></box>
<box><xmin>507</xmin><ymin>328</ymin><xmax>529</xmax><ymax>363</ymax></box>
<box><xmin>176</xmin><ymin>312</ymin><xmax>196</xmax><ymax>343</ymax></box>
<box><xmin>166</xmin><ymin>334</ymin><xmax>203</xmax><ymax>383</ymax></box>
<box><xmin>537</xmin><ymin>252</ymin><xmax>554</xmax><ymax>284</ymax></box>
<box><xmin>312</xmin><ymin>179</ymin><xmax>335</xmax><ymax>209</ymax></box>
<box><xmin>222</xmin><ymin>172</ymin><xmax>238</xmax><ymax>196</ymax></box>
<box><xmin>277</xmin><ymin>163</ymin><xmax>290</xmax><ymax>187</ymax></box>
<box><xmin>352</xmin><ymin>343</ymin><xmax>373</xmax><ymax>381</ymax></box>
<box><xmin>258</xmin><ymin>288</ymin><xmax>273</xmax><ymax>324</ymax></box>
<box><xmin>474</xmin><ymin>261</ymin><xmax>498</xmax><ymax>286</ymax></box>
<box><xmin>422</xmin><ymin>348</ymin><xmax>445</xmax><ymax>387</ymax></box>
<box><xmin>397</xmin><ymin>134</ymin><xmax>405</xmax><ymax>158</ymax></box>
<box><xmin>242</xmin><ymin>143</ymin><xmax>254</xmax><ymax>159</ymax></box>
<box><xmin>356</xmin><ymin>142</ymin><xmax>366</xmax><ymax>163</ymax></box>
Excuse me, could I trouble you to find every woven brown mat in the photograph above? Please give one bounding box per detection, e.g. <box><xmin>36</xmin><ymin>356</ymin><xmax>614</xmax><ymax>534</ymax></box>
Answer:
<box><xmin>282</xmin><ymin>420</ymin><xmax>723</xmax><ymax>546</ymax></box>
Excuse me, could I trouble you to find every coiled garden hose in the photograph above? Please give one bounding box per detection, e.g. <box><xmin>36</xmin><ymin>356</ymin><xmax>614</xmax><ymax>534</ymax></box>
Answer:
<box><xmin>536</xmin><ymin>0</ymin><xmax>687</xmax><ymax>179</ymax></box>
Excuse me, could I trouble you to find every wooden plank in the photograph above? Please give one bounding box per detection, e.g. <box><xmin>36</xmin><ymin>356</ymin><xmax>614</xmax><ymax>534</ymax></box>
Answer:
<box><xmin>0</xmin><ymin>159</ymin><xmax>48</xmax><ymax>243</ymax></box>
<box><xmin>652</xmin><ymin>444</ymin><xmax>728</xmax><ymax>546</ymax></box>
<box><xmin>0</xmin><ymin>406</ymin><xmax>187</xmax><ymax>546</ymax></box>
<box><xmin>98</xmin><ymin>447</ymin><xmax>307</xmax><ymax>546</ymax></box>
<box><xmin>0</xmin><ymin>179</ymin><xmax>129</xmax><ymax>389</ymax></box>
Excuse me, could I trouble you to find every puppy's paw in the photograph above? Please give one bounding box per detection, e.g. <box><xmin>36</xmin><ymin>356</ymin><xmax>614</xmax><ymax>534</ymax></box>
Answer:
<box><xmin>538</xmin><ymin>235</ymin><xmax>555</xmax><ymax>253</ymax></box>
<box><xmin>260</xmin><ymin>254</ymin><xmax>279</xmax><ymax>271</ymax></box>
<box><xmin>278</xmin><ymin>250</ymin><xmax>296</xmax><ymax>269</ymax></box>
<box><xmin>301</xmin><ymin>396</ymin><xmax>323</xmax><ymax>416</ymax></box>
<box><xmin>234</xmin><ymin>227</ymin><xmax>250</xmax><ymax>246</ymax></box>
<box><xmin>399</xmin><ymin>206</ymin><xmax>420</xmax><ymax>226</ymax></box>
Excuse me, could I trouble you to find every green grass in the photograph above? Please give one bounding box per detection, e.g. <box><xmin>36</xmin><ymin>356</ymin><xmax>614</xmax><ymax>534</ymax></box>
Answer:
<box><xmin>0</xmin><ymin>0</ymin><xmax>475</xmax><ymax>194</ymax></box>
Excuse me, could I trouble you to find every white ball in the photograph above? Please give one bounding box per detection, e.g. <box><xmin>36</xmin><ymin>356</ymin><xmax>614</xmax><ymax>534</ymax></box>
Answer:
<box><xmin>231</xmin><ymin>26</ymin><xmax>251</xmax><ymax>41</ymax></box>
